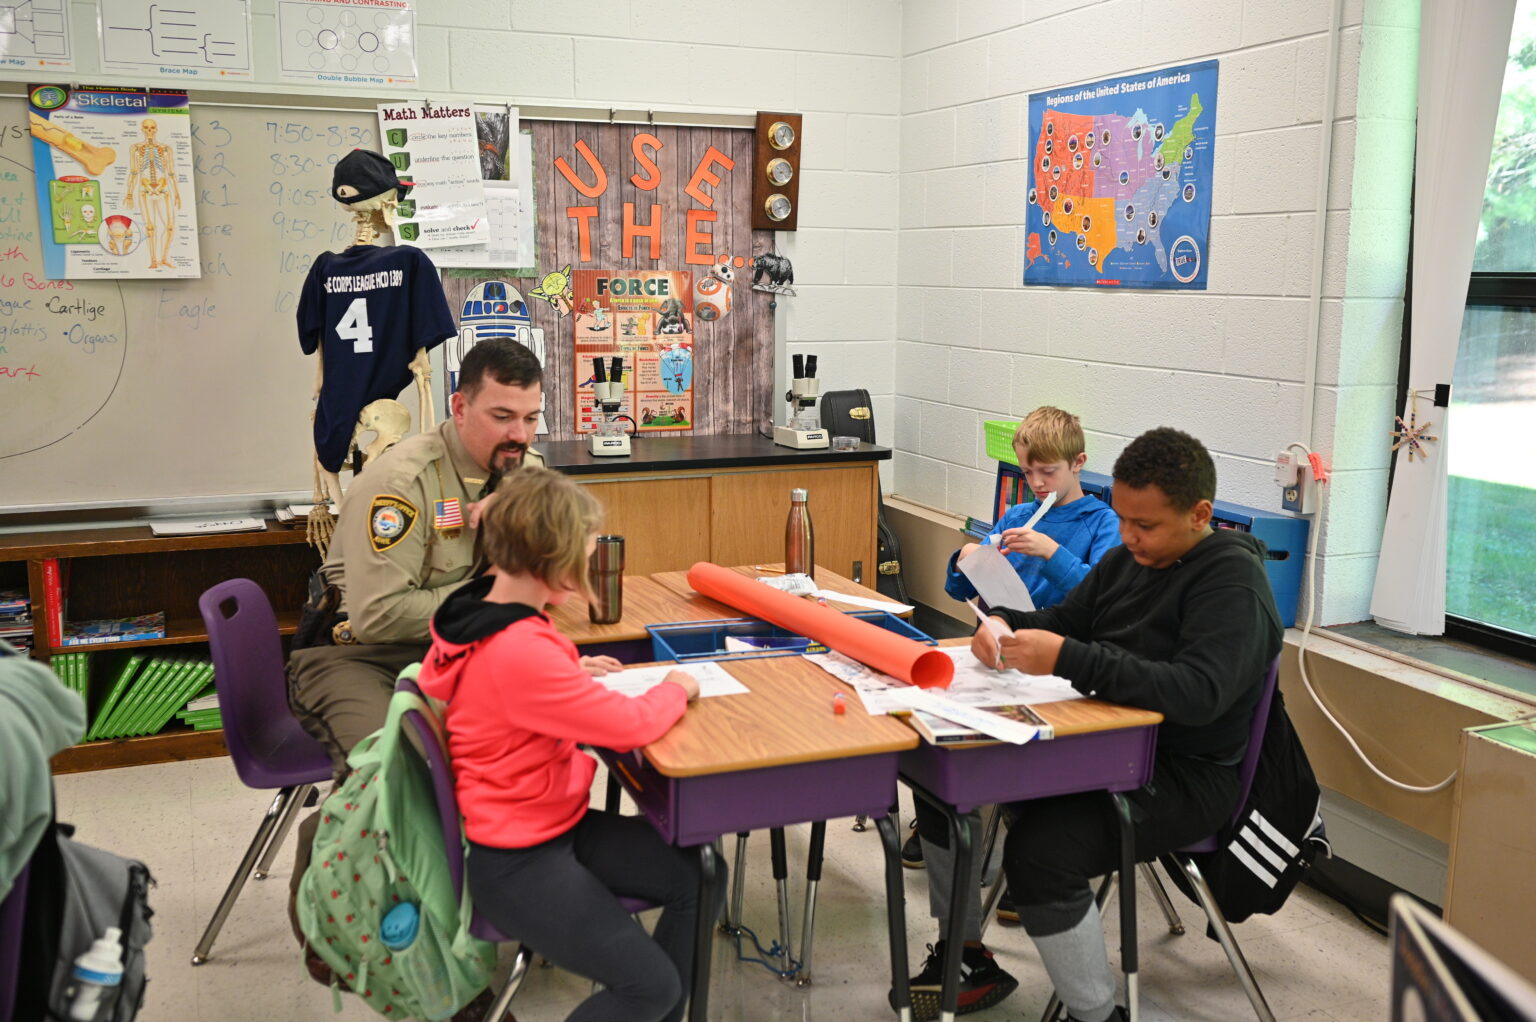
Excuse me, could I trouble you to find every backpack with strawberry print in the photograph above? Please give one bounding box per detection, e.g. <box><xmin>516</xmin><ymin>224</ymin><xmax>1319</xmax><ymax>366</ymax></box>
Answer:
<box><xmin>296</xmin><ymin>684</ymin><xmax>496</xmax><ymax>1020</ymax></box>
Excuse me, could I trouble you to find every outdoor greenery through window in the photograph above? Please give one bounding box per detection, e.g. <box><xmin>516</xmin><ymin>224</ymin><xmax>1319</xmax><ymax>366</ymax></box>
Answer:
<box><xmin>1455</xmin><ymin>0</ymin><xmax>1536</xmax><ymax>648</ymax></box>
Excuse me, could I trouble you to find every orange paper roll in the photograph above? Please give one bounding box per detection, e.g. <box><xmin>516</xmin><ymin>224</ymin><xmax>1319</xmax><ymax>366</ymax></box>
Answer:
<box><xmin>686</xmin><ymin>562</ymin><xmax>954</xmax><ymax>689</ymax></box>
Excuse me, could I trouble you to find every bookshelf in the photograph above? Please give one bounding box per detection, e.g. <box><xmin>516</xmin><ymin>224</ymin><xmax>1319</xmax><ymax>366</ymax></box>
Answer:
<box><xmin>0</xmin><ymin>523</ymin><xmax>319</xmax><ymax>773</ymax></box>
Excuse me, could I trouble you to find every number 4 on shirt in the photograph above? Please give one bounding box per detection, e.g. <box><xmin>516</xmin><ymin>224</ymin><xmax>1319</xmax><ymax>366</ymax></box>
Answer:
<box><xmin>336</xmin><ymin>297</ymin><xmax>374</xmax><ymax>353</ymax></box>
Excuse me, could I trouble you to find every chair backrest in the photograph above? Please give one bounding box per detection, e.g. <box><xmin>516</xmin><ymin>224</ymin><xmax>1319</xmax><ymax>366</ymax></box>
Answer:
<box><xmin>0</xmin><ymin>863</ymin><xmax>29</xmax><ymax>1022</ymax></box>
<box><xmin>198</xmin><ymin>578</ymin><xmax>329</xmax><ymax>790</ymax></box>
<box><xmin>395</xmin><ymin>675</ymin><xmax>467</xmax><ymax>898</ymax></box>
<box><xmin>1229</xmin><ymin>657</ymin><xmax>1282</xmax><ymax>828</ymax></box>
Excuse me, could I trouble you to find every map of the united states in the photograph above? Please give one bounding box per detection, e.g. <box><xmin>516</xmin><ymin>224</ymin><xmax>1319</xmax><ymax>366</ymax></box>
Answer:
<box><xmin>1024</xmin><ymin>61</ymin><xmax>1217</xmax><ymax>290</ymax></box>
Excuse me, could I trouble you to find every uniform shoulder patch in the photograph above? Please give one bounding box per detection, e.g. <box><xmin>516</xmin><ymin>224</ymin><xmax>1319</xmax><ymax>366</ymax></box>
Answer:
<box><xmin>369</xmin><ymin>494</ymin><xmax>418</xmax><ymax>552</ymax></box>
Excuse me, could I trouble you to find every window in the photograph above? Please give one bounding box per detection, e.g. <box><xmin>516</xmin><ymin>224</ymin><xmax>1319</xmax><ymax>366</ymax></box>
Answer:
<box><xmin>1454</xmin><ymin>0</ymin><xmax>1536</xmax><ymax>653</ymax></box>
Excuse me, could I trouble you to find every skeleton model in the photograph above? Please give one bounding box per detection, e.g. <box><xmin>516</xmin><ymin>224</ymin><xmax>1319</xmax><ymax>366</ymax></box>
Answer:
<box><xmin>123</xmin><ymin>119</ymin><xmax>181</xmax><ymax>270</ymax></box>
<box><xmin>305</xmin><ymin>151</ymin><xmax>436</xmax><ymax>550</ymax></box>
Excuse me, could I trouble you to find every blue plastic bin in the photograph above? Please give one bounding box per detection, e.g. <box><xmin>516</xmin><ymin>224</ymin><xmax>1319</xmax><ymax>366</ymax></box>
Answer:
<box><xmin>648</xmin><ymin>612</ymin><xmax>935</xmax><ymax>662</ymax></box>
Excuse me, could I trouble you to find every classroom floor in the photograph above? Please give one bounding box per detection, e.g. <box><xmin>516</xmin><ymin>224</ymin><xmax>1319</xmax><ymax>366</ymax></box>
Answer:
<box><xmin>55</xmin><ymin>756</ymin><xmax>1390</xmax><ymax>1022</ymax></box>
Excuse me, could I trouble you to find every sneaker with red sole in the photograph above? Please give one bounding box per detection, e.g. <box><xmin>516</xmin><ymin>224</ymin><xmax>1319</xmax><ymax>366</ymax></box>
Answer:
<box><xmin>890</xmin><ymin>939</ymin><xmax>1019</xmax><ymax>1021</ymax></box>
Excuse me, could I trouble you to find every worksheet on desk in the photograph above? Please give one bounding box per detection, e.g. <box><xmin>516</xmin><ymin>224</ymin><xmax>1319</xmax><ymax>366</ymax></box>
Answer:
<box><xmin>803</xmin><ymin>647</ymin><xmax>1082</xmax><ymax>715</ymax></box>
<box><xmin>594</xmin><ymin>661</ymin><xmax>748</xmax><ymax>699</ymax></box>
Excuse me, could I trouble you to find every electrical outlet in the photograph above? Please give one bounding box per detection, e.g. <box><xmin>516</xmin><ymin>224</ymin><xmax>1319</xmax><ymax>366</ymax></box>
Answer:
<box><xmin>1280</xmin><ymin>471</ymin><xmax>1317</xmax><ymax>514</ymax></box>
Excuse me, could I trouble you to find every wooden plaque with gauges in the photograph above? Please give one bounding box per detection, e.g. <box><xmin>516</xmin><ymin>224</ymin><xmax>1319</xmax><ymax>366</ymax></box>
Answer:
<box><xmin>751</xmin><ymin>111</ymin><xmax>803</xmax><ymax>231</ymax></box>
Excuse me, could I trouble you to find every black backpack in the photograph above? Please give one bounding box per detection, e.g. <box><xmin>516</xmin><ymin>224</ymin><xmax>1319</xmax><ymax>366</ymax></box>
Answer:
<box><xmin>14</xmin><ymin>817</ymin><xmax>154</xmax><ymax>1022</ymax></box>
<box><xmin>1161</xmin><ymin>690</ymin><xmax>1330</xmax><ymax>926</ymax></box>
<box><xmin>819</xmin><ymin>388</ymin><xmax>909</xmax><ymax>605</ymax></box>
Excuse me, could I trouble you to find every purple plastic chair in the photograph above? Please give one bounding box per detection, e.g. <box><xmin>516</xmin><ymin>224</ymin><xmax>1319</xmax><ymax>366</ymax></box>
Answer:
<box><xmin>1036</xmin><ymin>658</ymin><xmax>1282</xmax><ymax>1022</ymax></box>
<box><xmin>191</xmin><ymin>578</ymin><xmax>332</xmax><ymax>966</ymax></box>
<box><xmin>396</xmin><ymin>672</ymin><xmax>658</xmax><ymax>1022</ymax></box>
<box><xmin>0</xmin><ymin>862</ymin><xmax>30</xmax><ymax>1022</ymax></box>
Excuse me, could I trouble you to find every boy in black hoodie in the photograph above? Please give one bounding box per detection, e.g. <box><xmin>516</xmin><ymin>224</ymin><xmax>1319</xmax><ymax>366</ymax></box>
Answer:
<box><xmin>971</xmin><ymin>427</ymin><xmax>1282</xmax><ymax>1022</ymax></box>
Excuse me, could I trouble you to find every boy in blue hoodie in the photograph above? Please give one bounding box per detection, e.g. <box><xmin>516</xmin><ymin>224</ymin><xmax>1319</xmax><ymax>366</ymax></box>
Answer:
<box><xmin>943</xmin><ymin>406</ymin><xmax>1121</xmax><ymax>610</ymax></box>
<box><xmin>898</xmin><ymin>407</ymin><xmax>1120</xmax><ymax>1021</ymax></box>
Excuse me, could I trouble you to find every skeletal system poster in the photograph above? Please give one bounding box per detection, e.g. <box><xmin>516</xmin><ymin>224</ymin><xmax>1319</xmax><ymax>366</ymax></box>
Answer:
<box><xmin>28</xmin><ymin>84</ymin><xmax>200</xmax><ymax>279</ymax></box>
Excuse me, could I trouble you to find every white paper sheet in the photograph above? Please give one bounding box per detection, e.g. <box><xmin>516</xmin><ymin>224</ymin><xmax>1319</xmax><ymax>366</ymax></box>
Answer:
<box><xmin>957</xmin><ymin>544</ymin><xmax>1036</xmax><ymax>613</ymax></box>
<box><xmin>813</xmin><ymin>590</ymin><xmax>914</xmax><ymax>614</ymax></box>
<box><xmin>593</xmin><ymin>661</ymin><xmax>748</xmax><ymax>699</ymax></box>
<box><xmin>937</xmin><ymin>647</ymin><xmax>1082</xmax><ymax>705</ymax></box>
<box><xmin>888</xmin><ymin>688</ymin><xmax>1043</xmax><ymax>744</ymax></box>
<box><xmin>801</xmin><ymin>651</ymin><xmax>910</xmax><ymax>714</ymax></box>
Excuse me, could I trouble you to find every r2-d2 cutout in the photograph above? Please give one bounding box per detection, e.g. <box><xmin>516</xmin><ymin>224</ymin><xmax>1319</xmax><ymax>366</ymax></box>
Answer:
<box><xmin>694</xmin><ymin>274</ymin><xmax>732</xmax><ymax>322</ymax></box>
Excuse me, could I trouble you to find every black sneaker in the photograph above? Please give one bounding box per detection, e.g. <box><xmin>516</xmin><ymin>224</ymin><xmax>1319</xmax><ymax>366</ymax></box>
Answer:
<box><xmin>893</xmin><ymin>939</ymin><xmax>1019</xmax><ymax>1021</ymax></box>
<box><xmin>994</xmin><ymin>887</ymin><xmax>1020</xmax><ymax>926</ymax></box>
<box><xmin>902</xmin><ymin>819</ymin><xmax>925</xmax><ymax>869</ymax></box>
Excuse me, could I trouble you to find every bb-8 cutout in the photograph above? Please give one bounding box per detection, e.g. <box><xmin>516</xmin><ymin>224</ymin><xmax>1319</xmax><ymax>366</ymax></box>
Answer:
<box><xmin>694</xmin><ymin>274</ymin><xmax>731</xmax><ymax>322</ymax></box>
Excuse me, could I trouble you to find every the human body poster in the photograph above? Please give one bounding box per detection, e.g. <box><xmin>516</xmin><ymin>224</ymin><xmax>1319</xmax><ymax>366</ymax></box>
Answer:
<box><xmin>571</xmin><ymin>270</ymin><xmax>694</xmax><ymax>434</ymax></box>
<box><xmin>28</xmin><ymin>84</ymin><xmax>200</xmax><ymax>279</ymax></box>
<box><xmin>1025</xmin><ymin>60</ymin><xmax>1217</xmax><ymax>289</ymax></box>
<box><xmin>376</xmin><ymin>99</ymin><xmax>487</xmax><ymax>249</ymax></box>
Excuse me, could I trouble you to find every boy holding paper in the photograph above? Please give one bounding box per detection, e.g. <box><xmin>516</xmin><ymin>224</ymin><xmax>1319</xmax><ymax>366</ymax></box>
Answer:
<box><xmin>898</xmin><ymin>408</ymin><xmax>1119</xmax><ymax>1019</ymax></box>
<box><xmin>944</xmin><ymin>406</ymin><xmax>1121</xmax><ymax>610</ymax></box>
<box><xmin>972</xmin><ymin>427</ymin><xmax>1283</xmax><ymax>1022</ymax></box>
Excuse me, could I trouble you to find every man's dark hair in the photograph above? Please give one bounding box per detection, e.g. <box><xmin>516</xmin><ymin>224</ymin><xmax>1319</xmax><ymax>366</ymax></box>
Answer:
<box><xmin>1113</xmin><ymin>427</ymin><xmax>1216</xmax><ymax>510</ymax></box>
<box><xmin>458</xmin><ymin>337</ymin><xmax>542</xmax><ymax>395</ymax></box>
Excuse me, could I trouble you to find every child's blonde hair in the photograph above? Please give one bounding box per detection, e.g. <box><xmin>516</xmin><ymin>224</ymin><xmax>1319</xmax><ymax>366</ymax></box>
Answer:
<box><xmin>1012</xmin><ymin>406</ymin><xmax>1086</xmax><ymax>465</ymax></box>
<box><xmin>480</xmin><ymin>467</ymin><xmax>602</xmax><ymax>596</ymax></box>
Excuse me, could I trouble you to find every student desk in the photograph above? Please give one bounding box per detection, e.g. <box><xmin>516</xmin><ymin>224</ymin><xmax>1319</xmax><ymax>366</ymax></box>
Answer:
<box><xmin>900</xmin><ymin>639</ymin><xmax>1163</xmax><ymax>1022</ymax></box>
<box><xmin>601</xmin><ymin>652</ymin><xmax>919</xmax><ymax>1022</ymax></box>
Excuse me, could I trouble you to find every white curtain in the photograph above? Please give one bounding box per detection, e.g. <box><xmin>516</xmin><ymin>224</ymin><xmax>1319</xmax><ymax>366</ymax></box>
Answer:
<box><xmin>1370</xmin><ymin>0</ymin><xmax>1517</xmax><ymax>634</ymax></box>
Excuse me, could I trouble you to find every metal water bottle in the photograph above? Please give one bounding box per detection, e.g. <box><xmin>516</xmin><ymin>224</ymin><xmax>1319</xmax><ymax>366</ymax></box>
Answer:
<box><xmin>588</xmin><ymin>535</ymin><xmax>625</xmax><ymax>624</ymax></box>
<box><xmin>785</xmin><ymin>488</ymin><xmax>814</xmax><ymax>581</ymax></box>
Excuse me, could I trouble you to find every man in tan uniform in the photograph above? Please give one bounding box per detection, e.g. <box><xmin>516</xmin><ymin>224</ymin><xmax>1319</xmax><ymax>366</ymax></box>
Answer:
<box><xmin>286</xmin><ymin>337</ymin><xmax>542</xmax><ymax>1000</ymax></box>
<box><xmin>287</xmin><ymin>336</ymin><xmax>544</xmax><ymax>774</ymax></box>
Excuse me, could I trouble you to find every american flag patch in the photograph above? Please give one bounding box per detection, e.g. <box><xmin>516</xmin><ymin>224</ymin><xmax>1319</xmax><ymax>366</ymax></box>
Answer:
<box><xmin>433</xmin><ymin>499</ymin><xmax>463</xmax><ymax>530</ymax></box>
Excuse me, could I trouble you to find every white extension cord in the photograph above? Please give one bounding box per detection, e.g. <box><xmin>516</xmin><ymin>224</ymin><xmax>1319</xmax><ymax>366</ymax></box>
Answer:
<box><xmin>1287</xmin><ymin>441</ymin><xmax>1458</xmax><ymax>794</ymax></box>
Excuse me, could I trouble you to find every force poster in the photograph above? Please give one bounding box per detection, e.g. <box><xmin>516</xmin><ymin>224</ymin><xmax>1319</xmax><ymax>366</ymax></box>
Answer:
<box><xmin>571</xmin><ymin>270</ymin><xmax>694</xmax><ymax>434</ymax></box>
<box><xmin>28</xmin><ymin>84</ymin><xmax>200</xmax><ymax>279</ymax></box>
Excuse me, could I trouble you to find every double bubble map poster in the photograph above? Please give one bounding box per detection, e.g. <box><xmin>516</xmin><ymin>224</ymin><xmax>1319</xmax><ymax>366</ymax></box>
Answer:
<box><xmin>1025</xmin><ymin>60</ymin><xmax>1217</xmax><ymax>290</ymax></box>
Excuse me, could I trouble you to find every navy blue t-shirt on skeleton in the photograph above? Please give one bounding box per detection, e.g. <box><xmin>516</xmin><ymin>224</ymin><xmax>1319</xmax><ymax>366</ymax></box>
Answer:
<box><xmin>298</xmin><ymin>244</ymin><xmax>455</xmax><ymax>472</ymax></box>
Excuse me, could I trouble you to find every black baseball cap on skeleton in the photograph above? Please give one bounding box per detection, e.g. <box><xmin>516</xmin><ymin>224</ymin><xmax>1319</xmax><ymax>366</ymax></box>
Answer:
<box><xmin>331</xmin><ymin>149</ymin><xmax>414</xmax><ymax>204</ymax></box>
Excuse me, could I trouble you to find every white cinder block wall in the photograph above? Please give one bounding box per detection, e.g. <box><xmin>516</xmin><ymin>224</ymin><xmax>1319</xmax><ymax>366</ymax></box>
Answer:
<box><xmin>893</xmin><ymin>0</ymin><xmax>1418</xmax><ymax>625</ymax></box>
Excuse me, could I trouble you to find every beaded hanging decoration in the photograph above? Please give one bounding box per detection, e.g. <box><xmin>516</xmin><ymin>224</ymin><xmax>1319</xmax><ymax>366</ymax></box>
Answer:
<box><xmin>1389</xmin><ymin>391</ymin><xmax>1440</xmax><ymax>462</ymax></box>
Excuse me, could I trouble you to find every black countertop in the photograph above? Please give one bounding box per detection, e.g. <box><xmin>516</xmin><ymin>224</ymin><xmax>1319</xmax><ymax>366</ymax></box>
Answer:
<box><xmin>537</xmin><ymin>433</ymin><xmax>891</xmax><ymax>476</ymax></box>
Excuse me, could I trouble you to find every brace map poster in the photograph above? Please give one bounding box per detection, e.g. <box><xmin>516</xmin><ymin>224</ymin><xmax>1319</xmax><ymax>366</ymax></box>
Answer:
<box><xmin>571</xmin><ymin>270</ymin><xmax>694</xmax><ymax>434</ymax></box>
<box><xmin>28</xmin><ymin>84</ymin><xmax>200</xmax><ymax>279</ymax></box>
<box><xmin>1024</xmin><ymin>60</ymin><xmax>1217</xmax><ymax>290</ymax></box>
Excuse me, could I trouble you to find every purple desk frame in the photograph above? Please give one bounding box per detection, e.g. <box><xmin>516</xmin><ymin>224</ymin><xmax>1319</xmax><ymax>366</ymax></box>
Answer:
<box><xmin>898</xmin><ymin>723</ymin><xmax>1160</xmax><ymax>1022</ymax></box>
<box><xmin>600</xmin><ymin>746</ymin><xmax>912</xmax><ymax>1022</ymax></box>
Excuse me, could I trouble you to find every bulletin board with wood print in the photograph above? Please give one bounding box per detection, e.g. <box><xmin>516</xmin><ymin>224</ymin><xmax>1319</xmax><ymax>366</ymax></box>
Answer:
<box><xmin>524</xmin><ymin>121</ymin><xmax>775</xmax><ymax>441</ymax></box>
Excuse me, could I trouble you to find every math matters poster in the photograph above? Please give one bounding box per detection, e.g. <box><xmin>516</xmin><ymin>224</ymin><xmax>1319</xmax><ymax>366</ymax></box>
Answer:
<box><xmin>1024</xmin><ymin>60</ymin><xmax>1217</xmax><ymax>290</ymax></box>
<box><xmin>571</xmin><ymin>270</ymin><xmax>694</xmax><ymax>434</ymax></box>
<box><xmin>27</xmin><ymin>84</ymin><xmax>200</xmax><ymax>279</ymax></box>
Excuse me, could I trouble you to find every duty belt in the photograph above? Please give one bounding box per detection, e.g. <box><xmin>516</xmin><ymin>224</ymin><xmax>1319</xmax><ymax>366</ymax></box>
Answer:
<box><xmin>331</xmin><ymin>620</ymin><xmax>359</xmax><ymax>645</ymax></box>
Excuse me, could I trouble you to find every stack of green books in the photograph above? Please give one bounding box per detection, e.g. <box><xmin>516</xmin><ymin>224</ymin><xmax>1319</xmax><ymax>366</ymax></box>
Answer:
<box><xmin>174</xmin><ymin>685</ymin><xmax>223</xmax><ymax>731</ymax></box>
<box><xmin>85</xmin><ymin>656</ymin><xmax>217</xmax><ymax>741</ymax></box>
<box><xmin>50</xmin><ymin>652</ymin><xmax>91</xmax><ymax>700</ymax></box>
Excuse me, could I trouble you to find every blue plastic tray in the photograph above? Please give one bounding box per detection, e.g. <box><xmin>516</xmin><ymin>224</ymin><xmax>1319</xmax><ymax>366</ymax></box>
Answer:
<box><xmin>648</xmin><ymin>611</ymin><xmax>935</xmax><ymax>662</ymax></box>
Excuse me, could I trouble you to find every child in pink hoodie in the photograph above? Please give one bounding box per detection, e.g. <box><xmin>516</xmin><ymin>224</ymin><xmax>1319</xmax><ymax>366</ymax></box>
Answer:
<box><xmin>419</xmin><ymin>467</ymin><xmax>715</xmax><ymax>1022</ymax></box>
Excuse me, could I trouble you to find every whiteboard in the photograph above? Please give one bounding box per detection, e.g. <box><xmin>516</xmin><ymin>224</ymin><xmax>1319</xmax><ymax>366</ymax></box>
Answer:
<box><xmin>0</xmin><ymin>96</ymin><xmax>396</xmax><ymax>511</ymax></box>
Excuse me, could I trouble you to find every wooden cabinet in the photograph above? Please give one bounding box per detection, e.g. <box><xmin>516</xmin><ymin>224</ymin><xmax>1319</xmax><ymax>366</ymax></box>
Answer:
<box><xmin>0</xmin><ymin>525</ymin><xmax>319</xmax><ymax>773</ymax></box>
<box><xmin>575</xmin><ymin>462</ymin><xmax>880</xmax><ymax>582</ymax></box>
<box><xmin>542</xmin><ymin>435</ymin><xmax>890</xmax><ymax>582</ymax></box>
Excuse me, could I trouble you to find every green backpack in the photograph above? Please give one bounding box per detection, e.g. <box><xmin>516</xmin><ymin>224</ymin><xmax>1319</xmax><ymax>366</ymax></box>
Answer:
<box><xmin>296</xmin><ymin>677</ymin><xmax>497</xmax><ymax>1020</ymax></box>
